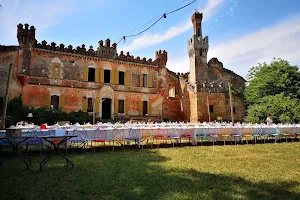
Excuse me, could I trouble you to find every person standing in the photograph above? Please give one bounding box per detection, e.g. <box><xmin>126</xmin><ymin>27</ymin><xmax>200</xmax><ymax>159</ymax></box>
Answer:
<box><xmin>266</xmin><ymin>114</ymin><xmax>273</xmax><ymax>125</ymax></box>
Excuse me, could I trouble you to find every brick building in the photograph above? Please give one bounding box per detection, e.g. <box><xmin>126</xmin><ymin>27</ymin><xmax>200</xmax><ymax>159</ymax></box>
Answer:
<box><xmin>0</xmin><ymin>11</ymin><xmax>246</xmax><ymax>122</ymax></box>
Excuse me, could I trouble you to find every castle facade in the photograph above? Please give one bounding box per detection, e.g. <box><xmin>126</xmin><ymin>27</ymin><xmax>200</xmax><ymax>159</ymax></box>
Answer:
<box><xmin>0</xmin><ymin>11</ymin><xmax>246</xmax><ymax>122</ymax></box>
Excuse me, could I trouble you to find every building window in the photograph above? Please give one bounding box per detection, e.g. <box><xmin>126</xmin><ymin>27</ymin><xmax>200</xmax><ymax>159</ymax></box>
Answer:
<box><xmin>233</xmin><ymin>107</ymin><xmax>236</xmax><ymax>114</ymax></box>
<box><xmin>118</xmin><ymin>100</ymin><xmax>125</xmax><ymax>113</ymax></box>
<box><xmin>169</xmin><ymin>87</ymin><xmax>175</xmax><ymax>98</ymax></box>
<box><xmin>87</xmin><ymin>98</ymin><xmax>93</xmax><ymax>112</ymax></box>
<box><xmin>50</xmin><ymin>95</ymin><xmax>59</xmax><ymax>110</ymax></box>
<box><xmin>209</xmin><ymin>105</ymin><xmax>214</xmax><ymax>113</ymax></box>
<box><xmin>88</xmin><ymin>68</ymin><xmax>95</xmax><ymax>82</ymax></box>
<box><xmin>104</xmin><ymin>69</ymin><xmax>110</xmax><ymax>83</ymax></box>
<box><xmin>143</xmin><ymin>101</ymin><xmax>148</xmax><ymax>116</ymax></box>
<box><xmin>143</xmin><ymin>74</ymin><xmax>147</xmax><ymax>87</ymax></box>
<box><xmin>119</xmin><ymin>71</ymin><xmax>125</xmax><ymax>85</ymax></box>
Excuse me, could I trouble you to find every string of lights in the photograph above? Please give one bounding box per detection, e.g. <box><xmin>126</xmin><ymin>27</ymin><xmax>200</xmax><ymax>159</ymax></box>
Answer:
<box><xmin>116</xmin><ymin>0</ymin><xmax>197</xmax><ymax>44</ymax></box>
<box><xmin>113</xmin><ymin>0</ymin><xmax>190</xmax><ymax>43</ymax></box>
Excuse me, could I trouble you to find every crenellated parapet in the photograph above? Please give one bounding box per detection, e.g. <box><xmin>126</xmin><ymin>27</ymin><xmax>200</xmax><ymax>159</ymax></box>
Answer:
<box><xmin>197</xmin><ymin>81</ymin><xmax>224</xmax><ymax>93</ymax></box>
<box><xmin>178</xmin><ymin>72</ymin><xmax>189</xmax><ymax>80</ymax></box>
<box><xmin>19</xmin><ymin>23</ymin><xmax>165</xmax><ymax>67</ymax></box>
<box><xmin>34</xmin><ymin>40</ymin><xmax>99</xmax><ymax>57</ymax></box>
<box><xmin>0</xmin><ymin>45</ymin><xmax>18</xmax><ymax>52</ymax></box>
<box><xmin>155</xmin><ymin>50</ymin><xmax>168</xmax><ymax>67</ymax></box>
<box><xmin>116</xmin><ymin>51</ymin><xmax>156</xmax><ymax>65</ymax></box>
<box><xmin>17</xmin><ymin>23</ymin><xmax>36</xmax><ymax>47</ymax></box>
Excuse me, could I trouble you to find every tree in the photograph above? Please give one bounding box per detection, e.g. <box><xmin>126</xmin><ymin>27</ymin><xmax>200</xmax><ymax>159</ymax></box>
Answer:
<box><xmin>245</xmin><ymin>58</ymin><xmax>300</xmax><ymax>123</ymax></box>
<box><xmin>246</xmin><ymin>94</ymin><xmax>300</xmax><ymax>124</ymax></box>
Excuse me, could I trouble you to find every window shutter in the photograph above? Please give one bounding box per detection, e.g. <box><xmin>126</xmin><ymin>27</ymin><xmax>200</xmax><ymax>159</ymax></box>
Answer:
<box><xmin>45</xmin><ymin>92</ymin><xmax>50</xmax><ymax>110</ymax></box>
<box><xmin>115</xmin><ymin>70</ymin><xmax>119</xmax><ymax>85</ymax></box>
<box><xmin>148</xmin><ymin>100</ymin><xmax>152</xmax><ymax>115</ymax></box>
<box><xmin>84</xmin><ymin>66</ymin><xmax>88</xmax><ymax>81</ymax></box>
<box><xmin>111</xmin><ymin>69</ymin><xmax>115</xmax><ymax>84</ymax></box>
<box><xmin>139</xmin><ymin>100</ymin><xmax>143</xmax><ymax>115</ymax></box>
<box><xmin>82</xmin><ymin>97</ymin><xmax>87</xmax><ymax>112</ymax></box>
<box><xmin>59</xmin><ymin>94</ymin><xmax>65</xmax><ymax>111</ymax></box>
<box><xmin>148</xmin><ymin>72</ymin><xmax>152</xmax><ymax>88</ymax></box>
<box><xmin>125</xmin><ymin>99</ymin><xmax>129</xmax><ymax>115</ymax></box>
<box><xmin>125</xmin><ymin>71</ymin><xmax>130</xmax><ymax>86</ymax></box>
<box><xmin>95</xmin><ymin>97</ymin><xmax>100</xmax><ymax>113</ymax></box>
<box><xmin>95</xmin><ymin>68</ymin><xmax>100</xmax><ymax>83</ymax></box>
<box><xmin>100</xmin><ymin>68</ymin><xmax>104</xmax><ymax>83</ymax></box>
<box><xmin>114</xmin><ymin>98</ymin><xmax>118</xmax><ymax>114</ymax></box>
<box><xmin>140</xmin><ymin>74</ymin><xmax>143</xmax><ymax>87</ymax></box>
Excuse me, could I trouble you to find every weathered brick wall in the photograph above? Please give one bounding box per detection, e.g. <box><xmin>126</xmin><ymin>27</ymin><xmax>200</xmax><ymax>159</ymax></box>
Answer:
<box><xmin>0</xmin><ymin>50</ymin><xmax>22</xmax><ymax>99</ymax></box>
<box><xmin>208</xmin><ymin>58</ymin><xmax>246</xmax><ymax>122</ymax></box>
<box><xmin>196</xmin><ymin>93</ymin><xmax>227</xmax><ymax>122</ymax></box>
<box><xmin>17</xmin><ymin>48</ymin><xmax>166</xmax><ymax>120</ymax></box>
<box><xmin>189</xmin><ymin>91</ymin><xmax>198</xmax><ymax>122</ymax></box>
<box><xmin>162</xmin><ymin>70</ymin><xmax>182</xmax><ymax>121</ymax></box>
<box><xmin>131</xmin><ymin>72</ymin><xmax>140</xmax><ymax>87</ymax></box>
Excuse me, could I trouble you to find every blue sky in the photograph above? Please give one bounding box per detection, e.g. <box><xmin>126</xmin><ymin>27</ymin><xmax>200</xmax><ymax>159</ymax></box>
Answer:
<box><xmin>0</xmin><ymin>0</ymin><xmax>300</xmax><ymax>78</ymax></box>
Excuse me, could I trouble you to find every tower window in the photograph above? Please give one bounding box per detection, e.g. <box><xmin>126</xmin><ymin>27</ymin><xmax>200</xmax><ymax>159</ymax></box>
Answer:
<box><xmin>104</xmin><ymin>69</ymin><xmax>110</xmax><ymax>83</ymax></box>
<box><xmin>88</xmin><ymin>68</ymin><xmax>95</xmax><ymax>82</ymax></box>
<box><xmin>119</xmin><ymin>71</ymin><xmax>125</xmax><ymax>85</ymax></box>
<box><xmin>209</xmin><ymin>105</ymin><xmax>214</xmax><ymax>113</ymax></box>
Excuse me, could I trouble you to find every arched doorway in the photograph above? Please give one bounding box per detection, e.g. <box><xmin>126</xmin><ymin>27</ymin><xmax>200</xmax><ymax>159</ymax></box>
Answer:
<box><xmin>102</xmin><ymin>98</ymin><xmax>111</xmax><ymax>119</ymax></box>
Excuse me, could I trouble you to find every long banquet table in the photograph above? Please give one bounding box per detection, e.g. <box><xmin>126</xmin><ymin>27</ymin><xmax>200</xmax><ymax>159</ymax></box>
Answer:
<box><xmin>1</xmin><ymin>125</ymin><xmax>300</xmax><ymax>148</ymax></box>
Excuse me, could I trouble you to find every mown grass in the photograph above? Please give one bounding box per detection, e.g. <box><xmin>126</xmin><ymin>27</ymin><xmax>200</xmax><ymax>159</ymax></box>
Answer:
<box><xmin>1</xmin><ymin>143</ymin><xmax>300</xmax><ymax>200</ymax></box>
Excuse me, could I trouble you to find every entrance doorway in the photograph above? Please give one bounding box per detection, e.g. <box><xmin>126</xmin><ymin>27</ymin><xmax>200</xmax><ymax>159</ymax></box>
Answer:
<box><xmin>51</xmin><ymin>95</ymin><xmax>59</xmax><ymax>110</ymax></box>
<box><xmin>102</xmin><ymin>98</ymin><xmax>111</xmax><ymax>119</ymax></box>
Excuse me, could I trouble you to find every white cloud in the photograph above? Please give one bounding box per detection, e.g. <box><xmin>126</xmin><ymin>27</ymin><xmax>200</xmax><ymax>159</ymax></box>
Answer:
<box><xmin>208</xmin><ymin>14</ymin><xmax>300</xmax><ymax>77</ymax></box>
<box><xmin>167</xmin><ymin>14</ymin><xmax>300</xmax><ymax>78</ymax></box>
<box><xmin>167</xmin><ymin>55</ymin><xmax>190</xmax><ymax>74</ymax></box>
<box><xmin>0</xmin><ymin>0</ymin><xmax>76</xmax><ymax>45</ymax></box>
<box><xmin>120</xmin><ymin>0</ymin><xmax>224</xmax><ymax>52</ymax></box>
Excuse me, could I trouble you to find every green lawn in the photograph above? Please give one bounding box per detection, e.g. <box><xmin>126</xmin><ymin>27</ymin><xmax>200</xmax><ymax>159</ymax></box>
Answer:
<box><xmin>1</xmin><ymin>143</ymin><xmax>300</xmax><ymax>200</ymax></box>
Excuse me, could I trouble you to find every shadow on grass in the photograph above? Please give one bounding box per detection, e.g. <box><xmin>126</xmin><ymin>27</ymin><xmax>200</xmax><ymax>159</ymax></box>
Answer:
<box><xmin>0</xmin><ymin>149</ymin><xmax>299</xmax><ymax>200</ymax></box>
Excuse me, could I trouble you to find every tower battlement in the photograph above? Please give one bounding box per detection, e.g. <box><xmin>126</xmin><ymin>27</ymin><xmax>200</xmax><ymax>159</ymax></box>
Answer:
<box><xmin>97</xmin><ymin>38</ymin><xmax>117</xmax><ymax>59</ymax></box>
<box><xmin>17</xmin><ymin>23</ymin><xmax>36</xmax><ymax>47</ymax></box>
<box><xmin>155</xmin><ymin>50</ymin><xmax>168</xmax><ymax>67</ymax></box>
